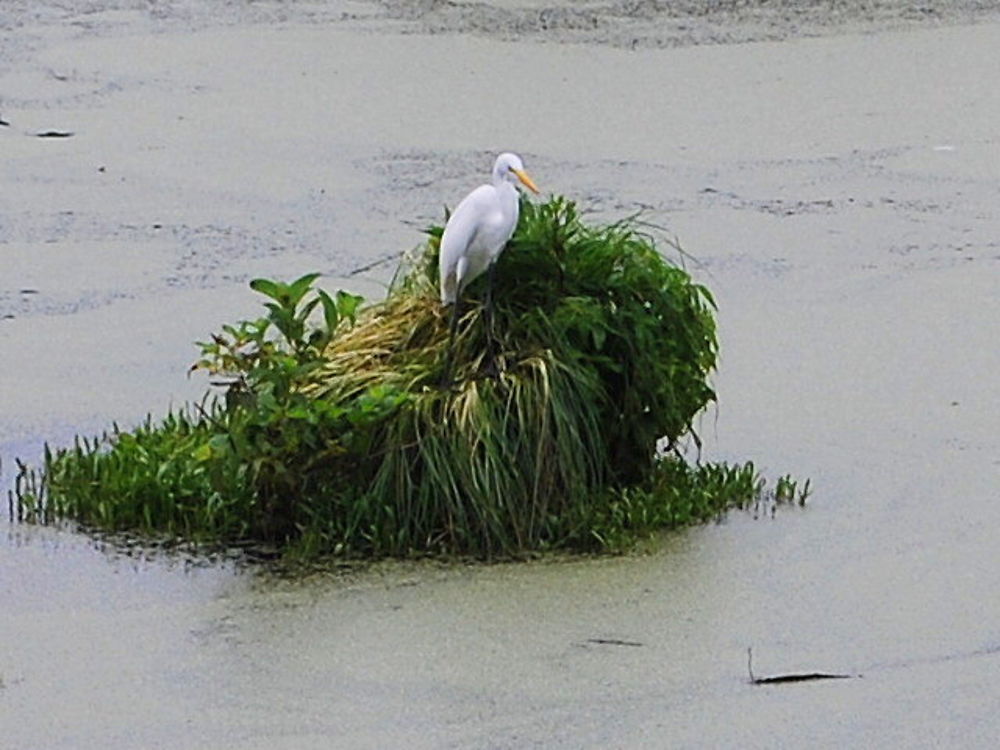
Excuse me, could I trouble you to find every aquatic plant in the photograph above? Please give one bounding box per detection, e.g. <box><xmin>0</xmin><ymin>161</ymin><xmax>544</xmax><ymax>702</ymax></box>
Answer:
<box><xmin>14</xmin><ymin>196</ymin><xmax>804</xmax><ymax>559</ymax></box>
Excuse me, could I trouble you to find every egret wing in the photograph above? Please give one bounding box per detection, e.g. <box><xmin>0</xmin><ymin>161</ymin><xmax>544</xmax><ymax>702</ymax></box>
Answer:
<box><xmin>439</xmin><ymin>185</ymin><xmax>494</xmax><ymax>304</ymax></box>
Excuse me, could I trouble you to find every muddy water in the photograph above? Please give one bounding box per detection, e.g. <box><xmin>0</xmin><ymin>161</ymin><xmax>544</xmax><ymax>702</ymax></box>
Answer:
<box><xmin>3</xmin><ymin>3</ymin><xmax>1000</xmax><ymax>748</ymax></box>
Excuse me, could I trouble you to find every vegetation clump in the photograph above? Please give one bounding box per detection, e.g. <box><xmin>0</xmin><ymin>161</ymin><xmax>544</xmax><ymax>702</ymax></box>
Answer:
<box><xmin>14</xmin><ymin>197</ymin><xmax>807</xmax><ymax>559</ymax></box>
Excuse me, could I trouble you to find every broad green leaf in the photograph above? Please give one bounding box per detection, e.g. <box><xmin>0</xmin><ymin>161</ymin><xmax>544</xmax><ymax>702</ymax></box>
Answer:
<box><xmin>250</xmin><ymin>277</ymin><xmax>284</xmax><ymax>302</ymax></box>
<box><xmin>288</xmin><ymin>272</ymin><xmax>322</xmax><ymax>305</ymax></box>
<box><xmin>297</xmin><ymin>296</ymin><xmax>321</xmax><ymax>325</ymax></box>
<box><xmin>317</xmin><ymin>289</ymin><xmax>340</xmax><ymax>332</ymax></box>
<box><xmin>335</xmin><ymin>290</ymin><xmax>364</xmax><ymax>324</ymax></box>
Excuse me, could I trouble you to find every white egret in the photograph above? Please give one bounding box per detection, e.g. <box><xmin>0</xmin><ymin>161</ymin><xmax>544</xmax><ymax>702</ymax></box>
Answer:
<box><xmin>439</xmin><ymin>152</ymin><xmax>539</xmax><ymax>383</ymax></box>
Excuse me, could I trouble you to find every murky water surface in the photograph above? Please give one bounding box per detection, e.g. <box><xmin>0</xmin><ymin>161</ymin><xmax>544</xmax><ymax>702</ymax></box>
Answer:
<box><xmin>2</xmin><ymin>3</ymin><xmax>999</xmax><ymax>747</ymax></box>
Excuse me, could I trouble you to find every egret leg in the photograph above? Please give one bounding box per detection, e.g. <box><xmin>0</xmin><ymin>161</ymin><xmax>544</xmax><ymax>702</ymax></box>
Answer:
<box><xmin>483</xmin><ymin>261</ymin><xmax>499</xmax><ymax>378</ymax></box>
<box><xmin>440</xmin><ymin>296</ymin><xmax>461</xmax><ymax>388</ymax></box>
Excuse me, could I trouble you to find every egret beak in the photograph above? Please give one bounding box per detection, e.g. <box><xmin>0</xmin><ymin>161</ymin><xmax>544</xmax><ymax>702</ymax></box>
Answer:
<box><xmin>512</xmin><ymin>168</ymin><xmax>540</xmax><ymax>195</ymax></box>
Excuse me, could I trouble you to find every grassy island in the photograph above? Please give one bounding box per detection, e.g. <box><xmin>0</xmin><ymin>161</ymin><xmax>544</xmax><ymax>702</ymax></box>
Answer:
<box><xmin>14</xmin><ymin>197</ymin><xmax>807</xmax><ymax>559</ymax></box>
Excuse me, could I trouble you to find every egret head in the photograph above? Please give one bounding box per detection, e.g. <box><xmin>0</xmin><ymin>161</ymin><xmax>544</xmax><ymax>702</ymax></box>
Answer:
<box><xmin>493</xmin><ymin>152</ymin><xmax>540</xmax><ymax>194</ymax></box>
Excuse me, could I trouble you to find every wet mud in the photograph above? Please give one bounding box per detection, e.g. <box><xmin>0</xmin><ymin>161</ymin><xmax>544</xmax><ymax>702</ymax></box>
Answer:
<box><xmin>3</xmin><ymin>2</ymin><xmax>1000</xmax><ymax>748</ymax></box>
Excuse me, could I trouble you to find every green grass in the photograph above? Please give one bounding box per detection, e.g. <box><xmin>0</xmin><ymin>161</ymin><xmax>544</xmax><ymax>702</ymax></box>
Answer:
<box><xmin>14</xmin><ymin>196</ymin><xmax>808</xmax><ymax>560</ymax></box>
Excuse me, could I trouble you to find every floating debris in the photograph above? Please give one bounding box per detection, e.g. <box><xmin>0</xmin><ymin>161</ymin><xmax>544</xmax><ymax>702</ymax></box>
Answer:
<box><xmin>747</xmin><ymin>648</ymin><xmax>857</xmax><ymax>685</ymax></box>
<box><xmin>584</xmin><ymin>638</ymin><xmax>644</xmax><ymax>648</ymax></box>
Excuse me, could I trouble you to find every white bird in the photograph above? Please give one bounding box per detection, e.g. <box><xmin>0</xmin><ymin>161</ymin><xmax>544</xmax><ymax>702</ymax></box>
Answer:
<box><xmin>437</xmin><ymin>152</ymin><xmax>539</xmax><ymax>383</ymax></box>
<box><xmin>439</xmin><ymin>152</ymin><xmax>539</xmax><ymax>306</ymax></box>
